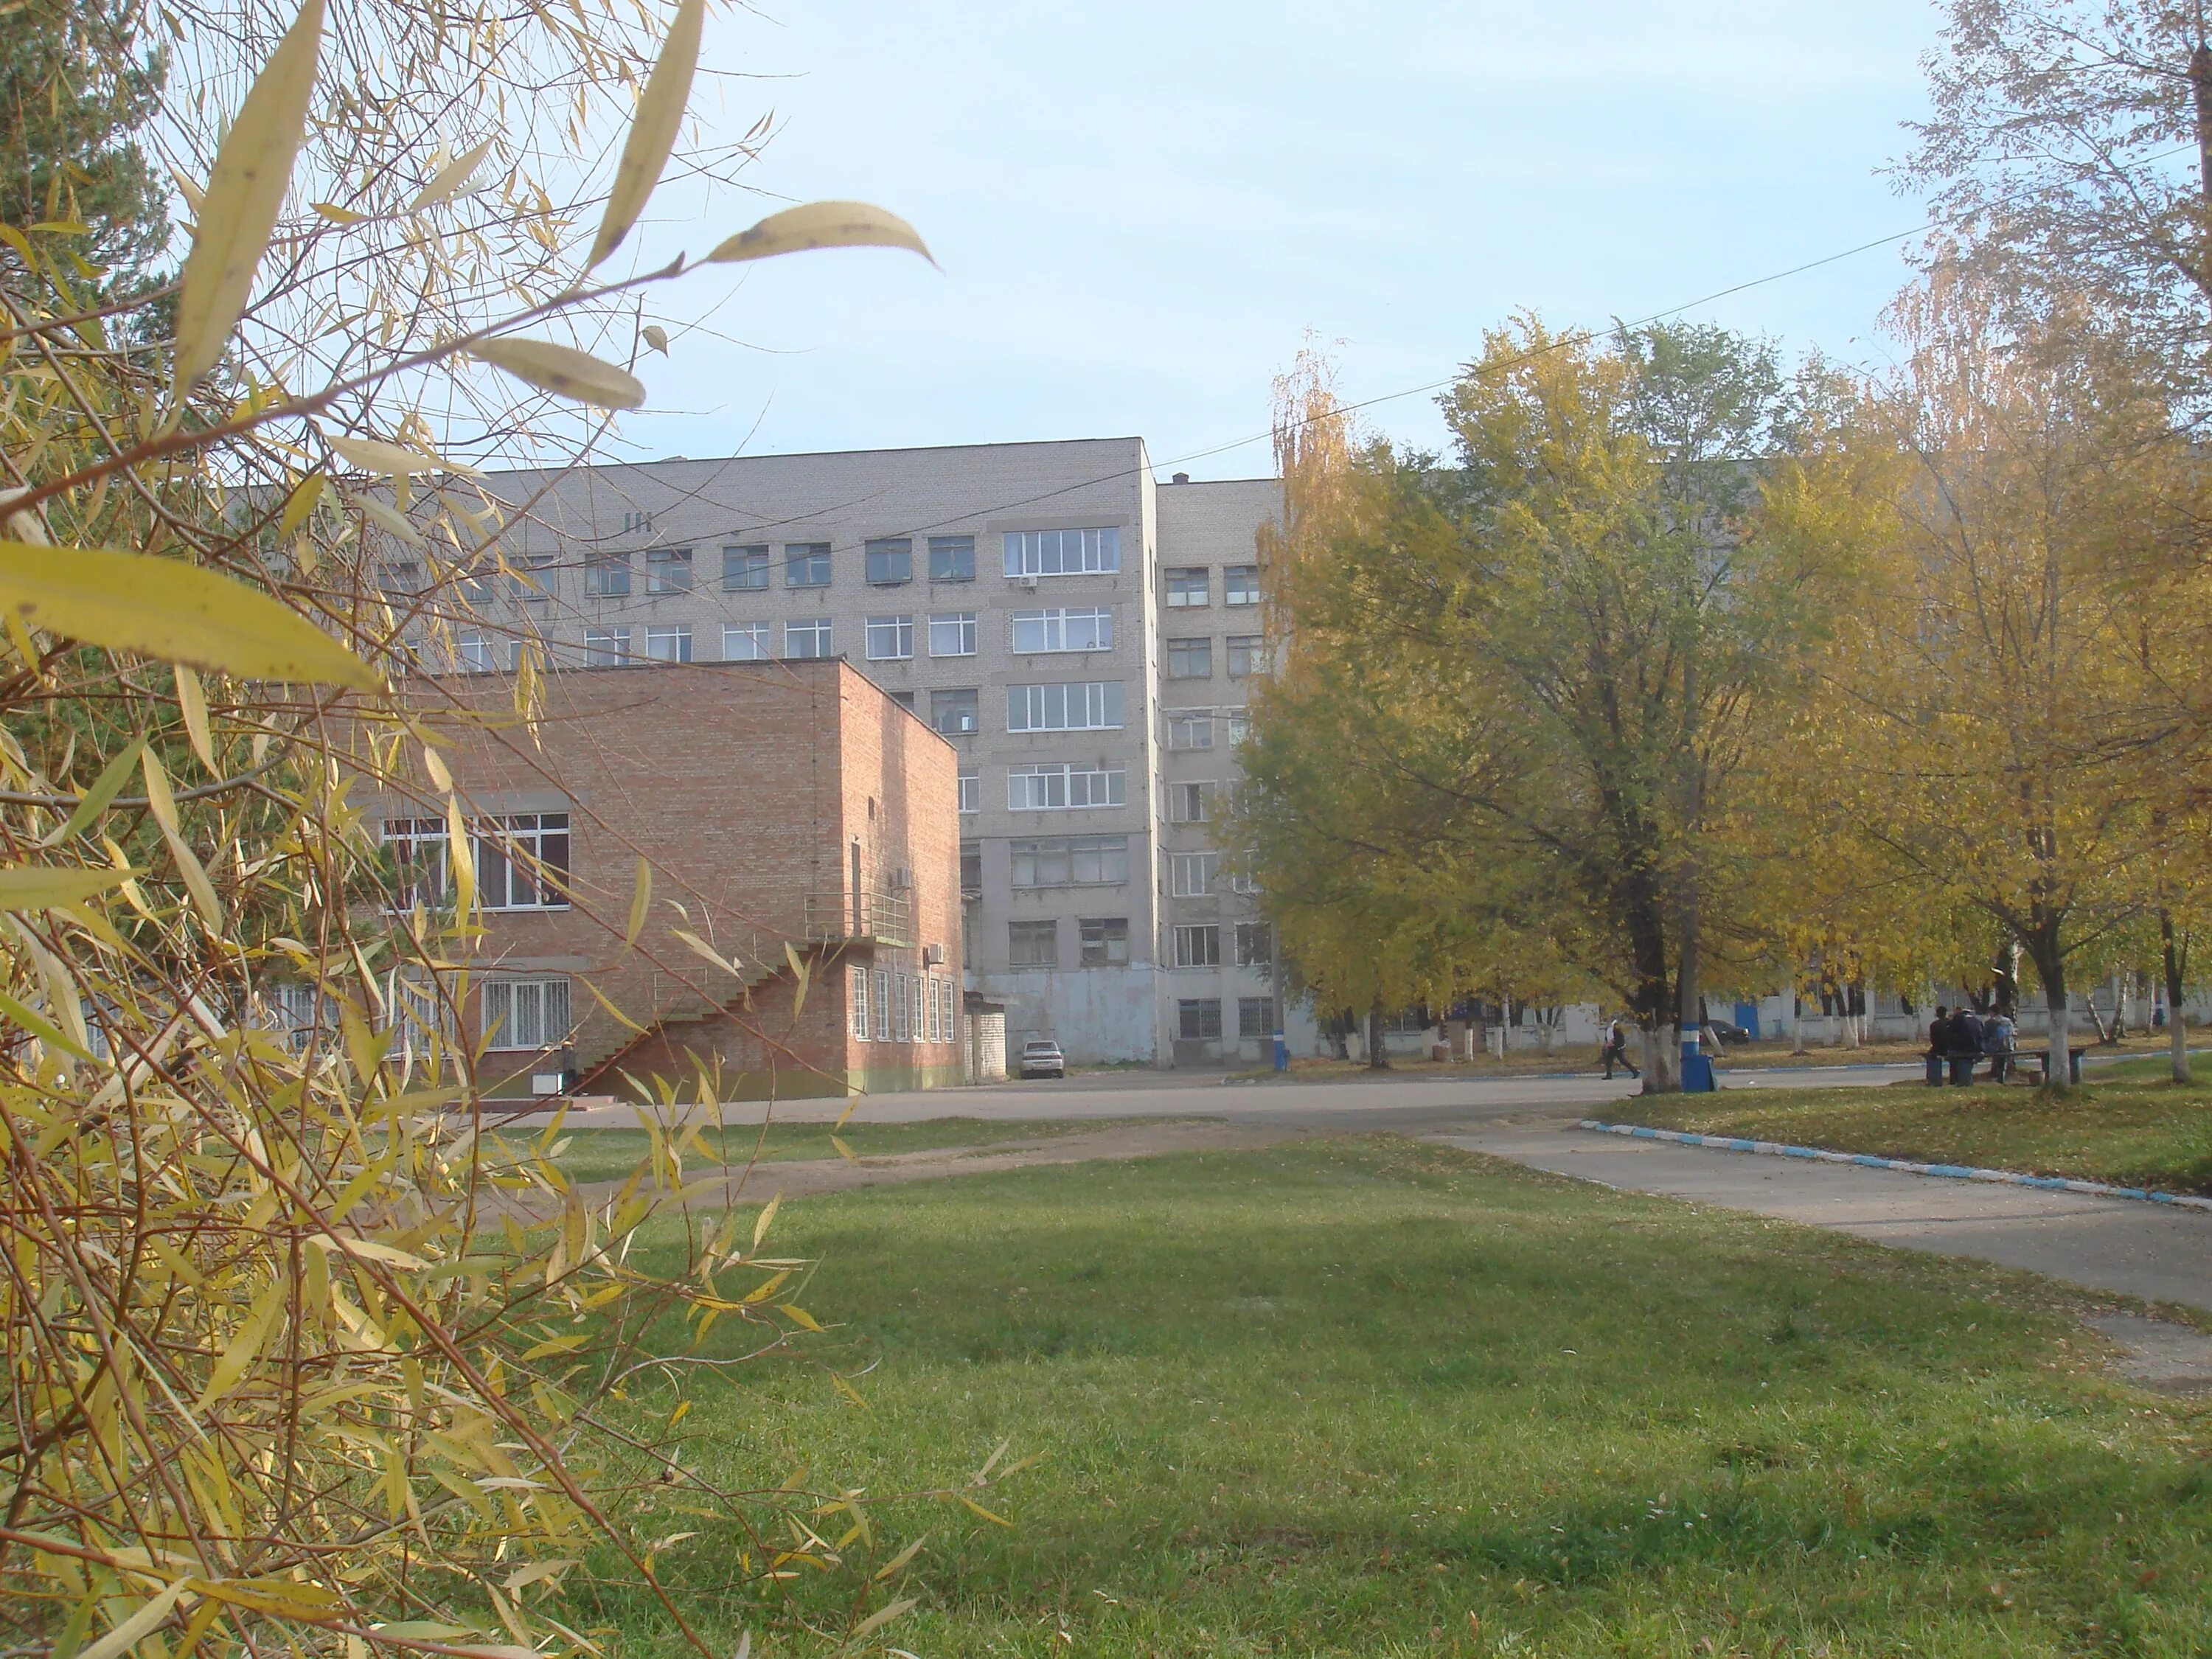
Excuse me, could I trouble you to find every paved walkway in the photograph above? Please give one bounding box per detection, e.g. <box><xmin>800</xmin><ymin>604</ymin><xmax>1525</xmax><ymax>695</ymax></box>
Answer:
<box><xmin>1444</xmin><ymin>1121</ymin><xmax>2212</xmax><ymax>1315</ymax></box>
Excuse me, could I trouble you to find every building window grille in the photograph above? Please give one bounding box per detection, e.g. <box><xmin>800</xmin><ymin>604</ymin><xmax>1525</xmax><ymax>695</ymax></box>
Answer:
<box><xmin>1178</xmin><ymin>998</ymin><xmax>1222</xmax><ymax>1041</ymax></box>
<box><xmin>1165</xmin><ymin>638</ymin><xmax>1212</xmax><ymax>679</ymax></box>
<box><xmin>1002</xmin><ymin>526</ymin><xmax>1119</xmax><ymax>577</ymax></box>
<box><xmin>644</xmin><ymin>625</ymin><xmax>692</xmax><ymax>662</ymax></box>
<box><xmin>1079</xmin><ymin>917</ymin><xmax>1129</xmax><ymax>967</ymax></box>
<box><xmin>645</xmin><ymin>546</ymin><xmax>693</xmax><ymax>593</ymax></box>
<box><xmin>1009</xmin><ymin>607</ymin><xmax>1113</xmax><ymax>653</ymax></box>
<box><xmin>1010</xmin><ymin>835</ymin><xmax>1128</xmax><ymax>888</ymax></box>
<box><xmin>929</xmin><ymin>535</ymin><xmax>975</xmax><ymax>582</ymax></box>
<box><xmin>723</xmin><ymin>545</ymin><xmax>770</xmax><ymax>590</ymax></box>
<box><xmin>928</xmin><ymin>612</ymin><xmax>978</xmax><ymax>656</ymax></box>
<box><xmin>585</xmin><ymin>552</ymin><xmax>630</xmax><ymax>597</ymax></box>
<box><xmin>1165</xmin><ymin>567</ymin><xmax>1209</xmax><ymax>608</ymax></box>
<box><xmin>584</xmin><ymin>628</ymin><xmax>630</xmax><ymax>667</ymax></box>
<box><xmin>1173</xmin><ymin>924</ymin><xmax>1220</xmax><ymax>968</ymax></box>
<box><xmin>785</xmin><ymin>543</ymin><xmax>832</xmax><ymax>587</ymax></box>
<box><xmin>1239</xmin><ymin>996</ymin><xmax>1276</xmax><ymax>1039</ymax></box>
<box><xmin>1006</xmin><ymin>681</ymin><xmax>1122</xmax><ymax>732</ymax></box>
<box><xmin>785</xmin><ymin>617</ymin><xmax>833</xmax><ymax>658</ymax></box>
<box><xmin>865</xmin><ymin>538</ymin><xmax>914</xmax><ymax>585</ymax></box>
<box><xmin>865</xmin><ymin>615</ymin><xmax>914</xmax><ymax>660</ymax></box>
<box><xmin>1008</xmin><ymin>920</ymin><xmax>1058</xmax><ymax>967</ymax></box>
<box><xmin>723</xmin><ymin>622</ymin><xmax>769</xmax><ymax>661</ymax></box>
<box><xmin>1009</xmin><ymin>763</ymin><xmax>1125</xmax><ymax>812</ymax></box>
<box><xmin>481</xmin><ymin>977</ymin><xmax>572</xmax><ymax>1051</ymax></box>
<box><xmin>1169</xmin><ymin>851</ymin><xmax>1217</xmax><ymax>897</ymax></box>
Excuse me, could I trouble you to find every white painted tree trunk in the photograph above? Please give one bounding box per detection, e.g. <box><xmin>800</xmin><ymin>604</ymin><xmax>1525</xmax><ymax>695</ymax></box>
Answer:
<box><xmin>1638</xmin><ymin>1025</ymin><xmax>1680</xmax><ymax>1093</ymax></box>
<box><xmin>1792</xmin><ymin>995</ymin><xmax>1807</xmax><ymax>1054</ymax></box>
<box><xmin>2046</xmin><ymin>995</ymin><xmax>2070</xmax><ymax>1091</ymax></box>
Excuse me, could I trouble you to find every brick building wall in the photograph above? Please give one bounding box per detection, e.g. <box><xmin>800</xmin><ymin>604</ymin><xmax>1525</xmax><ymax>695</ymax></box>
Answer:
<box><xmin>363</xmin><ymin>658</ymin><xmax>964</xmax><ymax>1100</ymax></box>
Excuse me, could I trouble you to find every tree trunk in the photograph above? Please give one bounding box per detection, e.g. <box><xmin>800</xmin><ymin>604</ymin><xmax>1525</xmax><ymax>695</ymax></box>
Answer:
<box><xmin>1638</xmin><ymin>1023</ymin><xmax>1680</xmax><ymax>1093</ymax></box>
<box><xmin>1366</xmin><ymin>998</ymin><xmax>1388</xmax><ymax>1071</ymax></box>
<box><xmin>2163</xmin><ymin>909</ymin><xmax>2191</xmax><ymax>1085</ymax></box>
<box><xmin>2042</xmin><ymin>962</ymin><xmax>2070</xmax><ymax>1091</ymax></box>
<box><xmin>1791</xmin><ymin>990</ymin><xmax>1807</xmax><ymax>1055</ymax></box>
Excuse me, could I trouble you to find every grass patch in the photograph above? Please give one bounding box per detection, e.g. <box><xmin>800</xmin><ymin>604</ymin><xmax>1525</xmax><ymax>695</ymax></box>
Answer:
<box><xmin>515</xmin><ymin>1116</ymin><xmax>1197</xmax><ymax>1187</ymax></box>
<box><xmin>1624</xmin><ymin>1080</ymin><xmax>2212</xmax><ymax>1195</ymax></box>
<box><xmin>577</xmin><ymin>1136</ymin><xmax>2212</xmax><ymax>1657</ymax></box>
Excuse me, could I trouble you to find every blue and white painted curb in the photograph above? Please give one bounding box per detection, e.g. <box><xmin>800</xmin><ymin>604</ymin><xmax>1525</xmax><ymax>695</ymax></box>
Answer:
<box><xmin>1577</xmin><ymin>1121</ymin><xmax>2212</xmax><ymax>1214</ymax></box>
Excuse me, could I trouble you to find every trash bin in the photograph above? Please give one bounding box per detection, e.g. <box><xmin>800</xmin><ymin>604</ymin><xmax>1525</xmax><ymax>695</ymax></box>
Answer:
<box><xmin>1680</xmin><ymin>1034</ymin><xmax>1716</xmax><ymax>1093</ymax></box>
<box><xmin>1272</xmin><ymin>1032</ymin><xmax>1288</xmax><ymax>1073</ymax></box>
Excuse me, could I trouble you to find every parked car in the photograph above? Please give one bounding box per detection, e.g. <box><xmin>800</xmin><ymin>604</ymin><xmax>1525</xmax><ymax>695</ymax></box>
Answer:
<box><xmin>1703</xmin><ymin>1020</ymin><xmax>1753</xmax><ymax>1048</ymax></box>
<box><xmin>1018</xmin><ymin>1037</ymin><xmax>1065</xmax><ymax>1079</ymax></box>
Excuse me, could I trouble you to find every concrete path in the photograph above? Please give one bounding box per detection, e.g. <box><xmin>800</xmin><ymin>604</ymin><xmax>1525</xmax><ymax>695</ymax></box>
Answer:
<box><xmin>1444</xmin><ymin>1121</ymin><xmax>2212</xmax><ymax>1316</ymax></box>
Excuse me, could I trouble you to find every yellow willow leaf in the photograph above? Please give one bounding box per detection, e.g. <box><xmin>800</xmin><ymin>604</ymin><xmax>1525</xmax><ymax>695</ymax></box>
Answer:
<box><xmin>349</xmin><ymin>493</ymin><xmax>424</xmax><ymax>546</ymax></box>
<box><xmin>140</xmin><ymin>751</ymin><xmax>222</xmax><ymax>928</ymax></box>
<box><xmin>776</xmin><ymin>1301</ymin><xmax>824</xmax><ymax>1332</ymax></box>
<box><xmin>0</xmin><ymin>542</ymin><xmax>380</xmax><ymax>688</ymax></box>
<box><xmin>305</xmin><ymin>1233</ymin><xmax>430</xmax><ymax>1270</ymax></box>
<box><xmin>470</xmin><ymin>338</ymin><xmax>644</xmax><ymax>410</ymax></box>
<box><xmin>138</xmin><ymin>746</ymin><xmax>180</xmax><ymax>836</ymax></box>
<box><xmin>311</xmin><ymin>201</ymin><xmax>366</xmax><ymax>223</ymax></box>
<box><xmin>751</xmin><ymin>1192</ymin><xmax>780</xmax><ymax>1249</ymax></box>
<box><xmin>849</xmin><ymin>1597</ymin><xmax>918</xmax><ymax>1641</ymax></box>
<box><xmin>174</xmin><ymin>664</ymin><xmax>215</xmax><ymax>771</ymax></box>
<box><xmin>330</xmin><ymin>434</ymin><xmax>476</xmax><ymax>477</ymax></box>
<box><xmin>172</xmin><ymin>0</ymin><xmax>327</xmax><ymax>391</ymax></box>
<box><xmin>587</xmin><ymin>0</ymin><xmax>703</xmax><ymax>269</ymax></box>
<box><xmin>43</xmin><ymin>736</ymin><xmax>149</xmax><ymax>846</ymax></box>
<box><xmin>75</xmin><ymin>1580</ymin><xmax>192</xmax><ymax>1659</ymax></box>
<box><xmin>0</xmin><ymin>864</ymin><xmax>137</xmax><ymax>910</ymax></box>
<box><xmin>167</xmin><ymin>163</ymin><xmax>206</xmax><ymax>214</ymax></box>
<box><xmin>195</xmin><ymin>1276</ymin><xmax>286</xmax><ymax>1409</ymax></box>
<box><xmin>624</xmin><ymin>855</ymin><xmax>651</xmax><ymax>947</ymax></box>
<box><xmin>874</xmin><ymin>1531</ymin><xmax>928</xmax><ymax>1582</ymax></box>
<box><xmin>422</xmin><ymin>742</ymin><xmax>453</xmax><ymax>793</ymax></box>
<box><xmin>0</xmin><ymin>989</ymin><xmax>94</xmax><ymax>1062</ymax></box>
<box><xmin>640</xmin><ymin>324</ymin><xmax>669</xmax><ymax>355</ymax></box>
<box><xmin>411</xmin><ymin>136</ymin><xmax>498</xmax><ymax>211</ymax></box>
<box><xmin>445</xmin><ymin>791</ymin><xmax>475</xmax><ymax>917</ymax></box>
<box><xmin>276</xmin><ymin>472</ymin><xmax>323</xmax><ymax>538</ymax></box>
<box><xmin>706</xmin><ymin>200</ymin><xmax>933</xmax><ymax>267</ymax></box>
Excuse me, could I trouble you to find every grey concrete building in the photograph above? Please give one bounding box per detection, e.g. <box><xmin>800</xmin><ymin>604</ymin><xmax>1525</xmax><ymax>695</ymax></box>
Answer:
<box><xmin>403</xmin><ymin>437</ymin><xmax>1293</xmax><ymax>1065</ymax></box>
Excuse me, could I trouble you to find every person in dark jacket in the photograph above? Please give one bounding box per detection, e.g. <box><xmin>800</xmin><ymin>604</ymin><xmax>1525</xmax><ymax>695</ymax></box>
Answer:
<box><xmin>1927</xmin><ymin>1006</ymin><xmax>1950</xmax><ymax>1054</ymax></box>
<box><xmin>1948</xmin><ymin>1006</ymin><xmax>1985</xmax><ymax>1085</ymax></box>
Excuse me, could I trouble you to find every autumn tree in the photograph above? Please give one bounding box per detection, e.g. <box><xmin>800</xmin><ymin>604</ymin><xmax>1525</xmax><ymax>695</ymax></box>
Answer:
<box><xmin>1238</xmin><ymin>321</ymin><xmax>1844</xmax><ymax>1091</ymax></box>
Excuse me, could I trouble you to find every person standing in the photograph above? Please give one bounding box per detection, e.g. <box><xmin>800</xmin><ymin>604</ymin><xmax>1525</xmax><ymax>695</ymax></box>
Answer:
<box><xmin>1602</xmin><ymin>1017</ymin><xmax>1640</xmax><ymax>1080</ymax></box>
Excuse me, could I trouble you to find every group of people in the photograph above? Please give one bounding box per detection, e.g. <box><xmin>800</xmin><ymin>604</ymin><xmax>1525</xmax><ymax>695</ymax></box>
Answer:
<box><xmin>1927</xmin><ymin>1003</ymin><xmax>2018</xmax><ymax>1085</ymax></box>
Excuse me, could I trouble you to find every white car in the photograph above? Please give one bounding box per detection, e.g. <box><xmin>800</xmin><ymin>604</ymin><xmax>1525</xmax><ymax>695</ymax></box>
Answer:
<box><xmin>1018</xmin><ymin>1038</ymin><xmax>1065</xmax><ymax>1079</ymax></box>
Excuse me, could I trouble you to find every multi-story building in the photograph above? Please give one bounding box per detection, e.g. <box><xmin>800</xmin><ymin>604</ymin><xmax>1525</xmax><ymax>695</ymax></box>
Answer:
<box><xmin>399</xmin><ymin>437</ymin><xmax>1294</xmax><ymax>1065</ymax></box>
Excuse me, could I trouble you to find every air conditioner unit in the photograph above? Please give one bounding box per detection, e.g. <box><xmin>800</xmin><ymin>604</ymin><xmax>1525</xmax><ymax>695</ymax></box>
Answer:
<box><xmin>888</xmin><ymin>866</ymin><xmax>913</xmax><ymax>891</ymax></box>
<box><xmin>1016</xmin><ymin>574</ymin><xmax>1039</xmax><ymax>591</ymax></box>
<box><xmin>924</xmin><ymin>942</ymin><xmax>946</xmax><ymax>966</ymax></box>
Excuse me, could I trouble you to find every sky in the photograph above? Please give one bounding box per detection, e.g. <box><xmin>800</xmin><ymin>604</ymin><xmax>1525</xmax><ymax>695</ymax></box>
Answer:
<box><xmin>611</xmin><ymin>0</ymin><xmax>1947</xmax><ymax>479</ymax></box>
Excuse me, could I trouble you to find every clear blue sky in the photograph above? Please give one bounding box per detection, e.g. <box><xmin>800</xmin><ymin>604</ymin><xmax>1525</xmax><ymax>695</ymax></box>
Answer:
<box><xmin>617</xmin><ymin>0</ymin><xmax>1943</xmax><ymax>477</ymax></box>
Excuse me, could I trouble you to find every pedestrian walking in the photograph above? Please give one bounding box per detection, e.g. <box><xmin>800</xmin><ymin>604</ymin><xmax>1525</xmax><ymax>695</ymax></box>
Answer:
<box><xmin>1602</xmin><ymin>1017</ymin><xmax>1640</xmax><ymax>1080</ymax></box>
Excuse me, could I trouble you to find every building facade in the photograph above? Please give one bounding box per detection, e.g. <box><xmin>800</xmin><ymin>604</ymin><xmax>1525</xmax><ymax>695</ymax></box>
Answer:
<box><xmin>363</xmin><ymin>658</ymin><xmax>966</xmax><ymax>1099</ymax></box>
<box><xmin>394</xmin><ymin>438</ymin><xmax>1290</xmax><ymax>1065</ymax></box>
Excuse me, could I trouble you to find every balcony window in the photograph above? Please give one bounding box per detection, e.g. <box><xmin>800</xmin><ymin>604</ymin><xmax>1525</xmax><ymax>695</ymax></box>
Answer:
<box><xmin>1010</xmin><ymin>607</ymin><xmax>1113</xmax><ymax>653</ymax></box>
<box><xmin>1002</xmin><ymin>526</ymin><xmax>1119</xmax><ymax>577</ymax></box>
<box><xmin>1009</xmin><ymin>763</ymin><xmax>1125</xmax><ymax>811</ymax></box>
<box><xmin>1006</xmin><ymin>681</ymin><xmax>1123</xmax><ymax>732</ymax></box>
<box><xmin>1010</xmin><ymin>834</ymin><xmax>1129</xmax><ymax>888</ymax></box>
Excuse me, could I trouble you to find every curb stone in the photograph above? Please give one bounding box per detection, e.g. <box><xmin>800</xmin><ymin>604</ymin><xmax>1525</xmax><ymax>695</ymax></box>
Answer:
<box><xmin>1576</xmin><ymin>1121</ymin><xmax>2212</xmax><ymax>1214</ymax></box>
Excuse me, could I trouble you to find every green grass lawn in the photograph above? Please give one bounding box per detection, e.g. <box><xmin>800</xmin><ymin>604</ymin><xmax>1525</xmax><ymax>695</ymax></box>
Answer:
<box><xmin>1625</xmin><ymin>1078</ymin><xmax>2212</xmax><ymax>1194</ymax></box>
<box><xmin>498</xmin><ymin>1117</ymin><xmax>1194</xmax><ymax>1188</ymax></box>
<box><xmin>574</xmin><ymin>1137</ymin><xmax>2212</xmax><ymax>1658</ymax></box>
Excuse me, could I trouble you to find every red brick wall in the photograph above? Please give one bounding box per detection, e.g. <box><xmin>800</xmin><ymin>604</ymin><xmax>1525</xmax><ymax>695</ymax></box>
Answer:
<box><xmin>359</xmin><ymin>660</ymin><xmax>963</xmax><ymax>1099</ymax></box>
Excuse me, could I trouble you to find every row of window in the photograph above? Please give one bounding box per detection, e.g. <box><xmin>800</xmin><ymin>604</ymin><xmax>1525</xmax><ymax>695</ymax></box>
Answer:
<box><xmin>1165</xmin><ymin>636</ymin><xmax>1270</xmax><ymax>680</ymax></box>
<box><xmin>1004</xmin><ymin>919</ymin><xmax>1272</xmax><ymax>971</ymax></box>
<box><xmin>1178</xmin><ymin>996</ymin><xmax>1278</xmax><ymax>1042</ymax></box>
<box><xmin>863</xmin><ymin>607</ymin><xmax>1114</xmax><ymax>660</ymax></box>
<box><xmin>1164</xmin><ymin>710</ymin><xmax>1249</xmax><ymax>751</ymax></box>
<box><xmin>962</xmin><ymin>835</ymin><xmax>1252</xmax><ymax>895</ymax></box>
<box><xmin>1164</xmin><ymin>566</ymin><xmax>1262</xmax><ymax>608</ymax></box>
<box><xmin>574</xmin><ymin>528</ymin><xmax>1124</xmax><ymax>597</ymax></box>
<box><xmin>849</xmin><ymin>966</ymin><xmax>959</xmax><ymax>1046</ymax></box>
<box><xmin>384</xmin><ymin>814</ymin><xmax>571</xmax><ymax>911</ymax></box>
<box><xmin>950</xmin><ymin>767</ymin><xmax>1219</xmax><ymax>820</ymax></box>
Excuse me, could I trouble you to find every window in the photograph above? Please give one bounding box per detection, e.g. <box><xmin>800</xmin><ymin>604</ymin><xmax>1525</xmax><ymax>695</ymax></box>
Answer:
<box><xmin>874</xmin><ymin>968</ymin><xmax>890</xmax><ymax>1041</ymax></box>
<box><xmin>1079</xmin><ymin>917</ymin><xmax>1128</xmax><ymax>967</ymax></box>
<box><xmin>1228</xmin><ymin>635</ymin><xmax>1270</xmax><ymax>678</ymax></box>
<box><xmin>723</xmin><ymin>622</ymin><xmax>769</xmax><ymax>661</ymax></box>
<box><xmin>459</xmin><ymin>564</ymin><xmax>501</xmax><ymax>605</ymax></box>
<box><xmin>1173</xmin><ymin>924</ymin><xmax>1221</xmax><ymax>967</ymax></box>
<box><xmin>378</xmin><ymin>560</ymin><xmax>422</xmax><ymax>597</ymax></box>
<box><xmin>481</xmin><ymin>977</ymin><xmax>571</xmax><ymax>1051</ymax></box>
<box><xmin>1169</xmin><ymin>852</ymin><xmax>1217</xmax><ymax>897</ymax></box>
<box><xmin>1234</xmin><ymin>921</ymin><xmax>1273</xmax><ymax>968</ymax></box>
<box><xmin>1003</xmin><ymin>526</ymin><xmax>1120</xmax><ymax>577</ymax></box>
<box><xmin>1010</xmin><ymin>607</ymin><xmax>1113</xmax><ymax>653</ymax></box>
<box><xmin>1228</xmin><ymin>862</ymin><xmax>1262</xmax><ymax>896</ymax></box>
<box><xmin>865</xmin><ymin>615</ymin><xmax>914</xmax><ymax>660</ymax></box>
<box><xmin>929</xmin><ymin>535</ymin><xmax>975</xmax><ymax>582</ymax></box>
<box><xmin>456</xmin><ymin>631</ymin><xmax>498</xmax><ymax>673</ymax></box>
<box><xmin>864</xmin><ymin>538</ymin><xmax>914</xmax><ymax>585</ymax></box>
<box><xmin>1009</xmin><ymin>763</ymin><xmax>1126</xmax><ymax>812</ymax></box>
<box><xmin>1225</xmin><ymin>709</ymin><xmax>1251</xmax><ymax>745</ymax></box>
<box><xmin>1178</xmin><ymin>998</ymin><xmax>1222</xmax><ymax>1041</ymax></box>
<box><xmin>1166</xmin><ymin>638</ymin><xmax>1212</xmax><ymax>679</ymax></box>
<box><xmin>852</xmin><ymin>965</ymin><xmax>870</xmax><ymax>1041</ymax></box>
<box><xmin>1225</xmin><ymin>564</ymin><xmax>1261</xmax><ymax>606</ymax></box>
<box><xmin>645</xmin><ymin>546</ymin><xmax>693</xmax><ymax>593</ymax></box>
<box><xmin>723</xmin><ymin>544</ymin><xmax>770</xmax><ymax>591</ymax></box>
<box><xmin>584</xmin><ymin>627</ymin><xmax>629</xmax><ymax>667</ymax></box>
<box><xmin>932</xmin><ymin>688</ymin><xmax>980</xmax><ymax>735</ymax></box>
<box><xmin>644</xmin><ymin>625</ymin><xmax>692</xmax><ymax>663</ymax></box>
<box><xmin>474</xmin><ymin>813</ymin><xmax>571</xmax><ymax>910</ymax></box>
<box><xmin>922</xmin><ymin>973</ymin><xmax>939</xmax><ymax>1043</ymax></box>
<box><xmin>1009</xmin><ymin>919</ymin><xmax>1058</xmax><ymax>967</ymax></box>
<box><xmin>889</xmin><ymin>690</ymin><xmax>916</xmax><ymax>711</ymax></box>
<box><xmin>1239</xmin><ymin>996</ymin><xmax>1276</xmax><ymax>1039</ymax></box>
<box><xmin>1167</xmin><ymin>714</ymin><xmax>1214</xmax><ymax>751</ymax></box>
<box><xmin>518</xmin><ymin>553</ymin><xmax>556</xmax><ymax>605</ymax></box>
<box><xmin>960</xmin><ymin>840</ymin><xmax>982</xmax><ymax>894</ymax></box>
<box><xmin>1165</xmin><ymin>567</ymin><xmax>1209</xmax><ymax>608</ymax></box>
<box><xmin>1007</xmin><ymin>681</ymin><xmax>1123</xmax><ymax>732</ymax></box>
<box><xmin>1010</xmin><ymin>835</ymin><xmax>1129</xmax><ymax>888</ymax></box>
<box><xmin>785</xmin><ymin>543</ymin><xmax>832</xmax><ymax>587</ymax></box>
<box><xmin>929</xmin><ymin>612</ymin><xmax>978</xmax><ymax>656</ymax></box>
<box><xmin>785</xmin><ymin>617</ymin><xmax>833</xmax><ymax>658</ymax></box>
<box><xmin>381</xmin><ymin>817</ymin><xmax>449</xmax><ymax>908</ymax></box>
<box><xmin>957</xmin><ymin>773</ymin><xmax>979</xmax><ymax>815</ymax></box>
<box><xmin>893</xmin><ymin>974</ymin><xmax>910</xmax><ymax>1043</ymax></box>
<box><xmin>622</xmin><ymin>511</ymin><xmax>653</xmax><ymax>535</ymax></box>
<box><xmin>585</xmin><ymin>552</ymin><xmax>630</xmax><ymax>597</ymax></box>
<box><xmin>1166</xmin><ymin>782</ymin><xmax>1211</xmax><ymax>824</ymax></box>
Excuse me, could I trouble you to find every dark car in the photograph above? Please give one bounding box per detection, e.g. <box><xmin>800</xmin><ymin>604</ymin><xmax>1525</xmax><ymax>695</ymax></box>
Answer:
<box><xmin>1703</xmin><ymin>1020</ymin><xmax>1753</xmax><ymax>1048</ymax></box>
<box><xmin>1019</xmin><ymin>1038</ymin><xmax>1065</xmax><ymax>1079</ymax></box>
